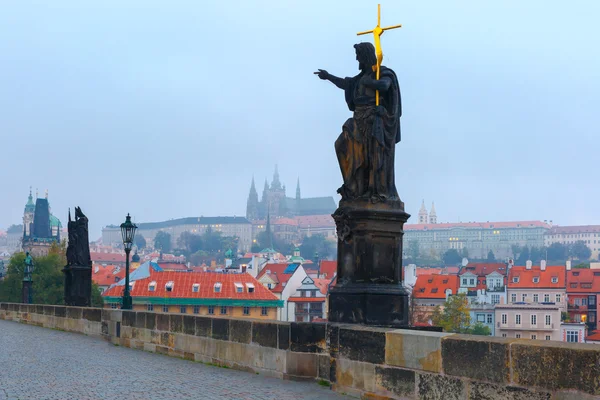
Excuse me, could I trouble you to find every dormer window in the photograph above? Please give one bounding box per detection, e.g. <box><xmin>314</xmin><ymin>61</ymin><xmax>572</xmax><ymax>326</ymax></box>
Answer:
<box><xmin>551</xmin><ymin>277</ymin><xmax>558</xmax><ymax>284</ymax></box>
<box><xmin>214</xmin><ymin>282</ymin><xmax>222</xmax><ymax>293</ymax></box>
<box><xmin>533</xmin><ymin>277</ymin><xmax>539</xmax><ymax>284</ymax></box>
<box><xmin>149</xmin><ymin>281</ymin><xmax>156</xmax><ymax>292</ymax></box>
<box><xmin>431</xmin><ymin>288</ymin><xmax>438</xmax><ymax>293</ymax></box>
<box><xmin>246</xmin><ymin>283</ymin><xmax>255</xmax><ymax>293</ymax></box>
<box><xmin>192</xmin><ymin>283</ymin><xmax>200</xmax><ymax>293</ymax></box>
<box><xmin>165</xmin><ymin>281</ymin><xmax>174</xmax><ymax>292</ymax></box>
<box><xmin>442</xmin><ymin>279</ymin><xmax>448</xmax><ymax>284</ymax></box>
<box><xmin>419</xmin><ymin>288</ymin><xmax>425</xmax><ymax>293</ymax></box>
<box><xmin>513</xmin><ymin>277</ymin><xmax>519</xmax><ymax>283</ymax></box>
<box><xmin>234</xmin><ymin>283</ymin><xmax>243</xmax><ymax>293</ymax></box>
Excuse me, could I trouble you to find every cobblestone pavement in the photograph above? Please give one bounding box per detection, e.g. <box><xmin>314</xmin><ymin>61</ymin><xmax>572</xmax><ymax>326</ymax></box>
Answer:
<box><xmin>0</xmin><ymin>320</ymin><xmax>346</xmax><ymax>400</ymax></box>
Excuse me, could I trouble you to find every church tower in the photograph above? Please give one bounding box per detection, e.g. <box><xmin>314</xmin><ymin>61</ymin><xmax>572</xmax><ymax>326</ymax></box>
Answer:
<box><xmin>271</xmin><ymin>164</ymin><xmax>282</xmax><ymax>190</ymax></box>
<box><xmin>296</xmin><ymin>178</ymin><xmax>301</xmax><ymax>200</ymax></box>
<box><xmin>429</xmin><ymin>202</ymin><xmax>437</xmax><ymax>224</ymax></box>
<box><xmin>246</xmin><ymin>177</ymin><xmax>259</xmax><ymax>220</ymax></box>
<box><xmin>23</xmin><ymin>187</ymin><xmax>35</xmax><ymax>237</ymax></box>
<box><xmin>418</xmin><ymin>200</ymin><xmax>428</xmax><ymax>224</ymax></box>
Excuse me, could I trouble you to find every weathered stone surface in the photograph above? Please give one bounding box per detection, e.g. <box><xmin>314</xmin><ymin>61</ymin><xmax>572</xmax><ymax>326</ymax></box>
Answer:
<box><xmin>374</xmin><ymin>366</ymin><xmax>415</xmax><ymax>399</ymax></box>
<box><xmin>133</xmin><ymin>312</ymin><xmax>146</xmax><ymax>329</ymax></box>
<box><xmin>195</xmin><ymin>316</ymin><xmax>211</xmax><ymax>337</ymax></box>
<box><xmin>82</xmin><ymin>308</ymin><xmax>101</xmax><ymax>322</ymax></box>
<box><xmin>156</xmin><ymin>313</ymin><xmax>169</xmax><ymax>331</ymax></box>
<box><xmin>339</xmin><ymin>326</ymin><xmax>387</xmax><ymax>364</ymax></box>
<box><xmin>182</xmin><ymin>315</ymin><xmax>195</xmax><ymax>335</ymax></box>
<box><xmin>54</xmin><ymin>306</ymin><xmax>67</xmax><ymax>318</ymax></box>
<box><xmin>318</xmin><ymin>354</ymin><xmax>331</xmax><ymax>381</ymax></box>
<box><xmin>229</xmin><ymin>320</ymin><xmax>251</xmax><ymax>344</ymax></box>
<box><xmin>278</xmin><ymin>324</ymin><xmax>290</xmax><ymax>350</ymax></box>
<box><xmin>512</xmin><ymin>341</ymin><xmax>600</xmax><ymax>395</ymax></box>
<box><xmin>170</xmin><ymin>314</ymin><xmax>183</xmax><ymax>333</ymax></box>
<box><xmin>553</xmin><ymin>391</ymin><xmax>600</xmax><ymax>400</ymax></box>
<box><xmin>252</xmin><ymin>321</ymin><xmax>278</xmax><ymax>348</ymax></box>
<box><xmin>468</xmin><ymin>381</ymin><xmax>550</xmax><ymax>400</ymax></box>
<box><xmin>66</xmin><ymin>307</ymin><xmax>82</xmax><ymax>319</ymax></box>
<box><xmin>442</xmin><ymin>335</ymin><xmax>511</xmax><ymax>383</ymax></box>
<box><xmin>327</xmin><ymin>324</ymin><xmax>340</xmax><ymax>356</ymax></box>
<box><xmin>145</xmin><ymin>313</ymin><xmax>156</xmax><ymax>330</ymax></box>
<box><xmin>335</xmin><ymin>358</ymin><xmax>376</xmax><ymax>393</ymax></box>
<box><xmin>0</xmin><ymin>303</ymin><xmax>7</xmax><ymax>310</ymax></box>
<box><xmin>387</xmin><ymin>329</ymin><xmax>453</xmax><ymax>374</ymax></box>
<box><xmin>291</xmin><ymin>322</ymin><xmax>326</xmax><ymax>353</ymax></box>
<box><xmin>122</xmin><ymin>311</ymin><xmax>135</xmax><ymax>327</ymax></box>
<box><xmin>212</xmin><ymin>318</ymin><xmax>229</xmax><ymax>341</ymax></box>
<box><xmin>417</xmin><ymin>373</ymin><xmax>465</xmax><ymax>400</ymax></box>
<box><xmin>43</xmin><ymin>305</ymin><xmax>55</xmax><ymax>316</ymax></box>
<box><xmin>35</xmin><ymin>305</ymin><xmax>43</xmax><ymax>314</ymax></box>
<box><xmin>286</xmin><ymin>351</ymin><xmax>318</xmax><ymax>378</ymax></box>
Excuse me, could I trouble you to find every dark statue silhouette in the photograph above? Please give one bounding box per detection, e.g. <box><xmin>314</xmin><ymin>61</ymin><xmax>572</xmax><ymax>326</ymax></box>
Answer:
<box><xmin>315</xmin><ymin>42</ymin><xmax>402</xmax><ymax>204</ymax></box>
<box><xmin>314</xmin><ymin>42</ymin><xmax>410</xmax><ymax>327</ymax></box>
<box><xmin>63</xmin><ymin>207</ymin><xmax>92</xmax><ymax>307</ymax></box>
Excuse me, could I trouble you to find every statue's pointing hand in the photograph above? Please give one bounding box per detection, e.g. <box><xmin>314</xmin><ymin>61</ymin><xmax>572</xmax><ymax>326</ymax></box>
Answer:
<box><xmin>314</xmin><ymin>69</ymin><xmax>329</xmax><ymax>80</ymax></box>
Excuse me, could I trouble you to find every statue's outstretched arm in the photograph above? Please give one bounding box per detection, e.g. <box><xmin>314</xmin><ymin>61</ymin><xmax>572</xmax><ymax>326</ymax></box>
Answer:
<box><xmin>314</xmin><ymin>69</ymin><xmax>349</xmax><ymax>91</ymax></box>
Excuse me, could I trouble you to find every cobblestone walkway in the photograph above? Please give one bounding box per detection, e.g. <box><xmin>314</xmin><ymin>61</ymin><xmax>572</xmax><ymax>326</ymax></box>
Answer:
<box><xmin>0</xmin><ymin>320</ymin><xmax>345</xmax><ymax>400</ymax></box>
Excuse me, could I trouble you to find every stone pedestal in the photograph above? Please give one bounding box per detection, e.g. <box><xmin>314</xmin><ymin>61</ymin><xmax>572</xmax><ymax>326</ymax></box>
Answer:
<box><xmin>63</xmin><ymin>265</ymin><xmax>92</xmax><ymax>307</ymax></box>
<box><xmin>329</xmin><ymin>199</ymin><xmax>410</xmax><ymax>327</ymax></box>
<box><xmin>22</xmin><ymin>280</ymin><xmax>32</xmax><ymax>304</ymax></box>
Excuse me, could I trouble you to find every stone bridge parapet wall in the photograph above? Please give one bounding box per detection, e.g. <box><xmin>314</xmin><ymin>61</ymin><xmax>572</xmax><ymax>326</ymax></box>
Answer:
<box><xmin>1</xmin><ymin>302</ymin><xmax>598</xmax><ymax>400</ymax></box>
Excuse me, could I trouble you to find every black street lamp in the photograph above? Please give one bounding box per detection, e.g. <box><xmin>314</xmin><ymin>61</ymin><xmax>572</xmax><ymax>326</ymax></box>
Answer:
<box><xmin>120</xmin><ymin>213</ymin><xmax>137</xmax><ymax>310</ymax></box>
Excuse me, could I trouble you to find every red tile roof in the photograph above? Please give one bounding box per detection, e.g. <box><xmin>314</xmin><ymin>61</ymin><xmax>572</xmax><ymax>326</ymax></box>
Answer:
<box><xmin>586</xmin><ymin>331</ymin><xmax>600</xmax><ymax>342</ymax></box>
<box><xmin>461</xmin><ymin>263</ymin><xmax>507</xmax><ymax>277</ymax></box>
<box><xmin>508</xmin><ymin>265</ymin><xmax>566</xmax><ymax>289</ymax></box>
<box><xmin>91</xmin><ymin>252</ymin><xmax>126</xmax><ymax>264</ymax></box>
<box><xmin>288</xmin><ymin>297</ymin><xmax>325</xmax><ymax>303</ymax></box>
<box><xmin>92</xmin><ymin>265</ymin><xmax>125</xmax><ymax>287</ymax></box>
<box><xmin>102</xmin><ymin>270</ymin><xmax>277</xmax><ymax>301</ymax></box>
<box><xmin>313</xmin><ymin>278</ymin><xmax>332</xmax><ymax>295</ymax></box>
<box><xmin>567</xmin><ymin>269</ymin><xmax>600</xmax><ymax>293</ymax></box>
<box><xmin>256</xmin><ymin>263</ymin><xmax>297</xmax><ymax>293</ymax></box>
<box><xmin>158</xmin><ymin>262</ymin><xmax>190</xmax><ymax>271</ymax></box>
<box><xmin>405</xmin><ymin>221</ymin><xmax>550</xmax><ymax>231</ymax></box>
<box><xmin>318</xmin><ymin>261</ymin><xmax>337</xmax><ymax>279</ymax></box>
<box><xmin>256</xmin><ymin>263</ymin><xmax>289</xmax><ymax>280</ymax></box>
<box><xmin>413</xmin><ymin>275</ymin><xmax>459</xmax><ymax>299</ymax></box>
<box><xmin>548</xmin><ymin>225</ymin><xmax>600</xmax><ymax>235</ymax></box>
<box><xmin>296</xmin><ymin>215</ymin><xmax>335</xmax><ymax>229</ymax></box>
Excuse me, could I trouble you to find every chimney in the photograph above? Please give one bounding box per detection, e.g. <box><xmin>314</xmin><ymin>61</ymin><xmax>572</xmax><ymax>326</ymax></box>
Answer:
<box><xmin>541</xmin><ymin>260</ymin><xmax>547</xmax><ymax>271</ymax></box>
<box><xmin>526</xmin><ymin>260</ymin><xmax>532</xmax><ymax>270</ymax></box>
<box><xmin>462</xmin><ymin>257</ymin><xmax>469</xmax><ymax>267</ymax></box>
<box><xmin>94</xmin><ymin>265</ymin><xmax>99</xmax><ymax>274</ymax></box>
<box><xmin>566</xmin><ymin>260</ymin><xmax>572</xmax><ymax>271</ymax></box>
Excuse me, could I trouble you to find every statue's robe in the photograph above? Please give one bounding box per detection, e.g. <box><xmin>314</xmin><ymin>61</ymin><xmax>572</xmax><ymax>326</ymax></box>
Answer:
<box><xmin>335</xmin><ymin>66</ymin><xmax>402</xmax><ymax>202</ymax></box>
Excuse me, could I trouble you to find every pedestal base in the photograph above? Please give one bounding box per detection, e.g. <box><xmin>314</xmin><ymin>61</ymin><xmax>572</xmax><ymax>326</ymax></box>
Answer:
<box><xmin>63</xmin><ymin>265</ymin><xmax>92</xmax><ymax>307</ymax></box>
<box><xmin>22</xmin><ymin>280</ymin><xmax>33</xmax><ymax>304</ymax></box>
<box><xmin>329</xmin><ymin>284</ymin><xmax>408</xmax><ymax>327</ymax></box>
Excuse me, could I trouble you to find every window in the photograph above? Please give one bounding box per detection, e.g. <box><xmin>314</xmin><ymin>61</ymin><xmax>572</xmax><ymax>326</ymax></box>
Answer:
<box><xmin>522</xmin><ymin>294</ymin><xmax>527</xmax><ymax>302</ymax></box>
<box><xmin>516</xmin><ymin>334</ymin><xmax>521</xmax><ymax>338</ymax></box>
<box><xmin>462</xmin><ymin>278</ymin><xmax>467</xmax><ymax>285</ymax></box>
<box><xmin>469</xmin><ymin>279</ymin><xmax>475</xmax><ymax>285</ymax></box>
<box><xmin>147</xmin><ymin>304</ymin><xmax>154</xmax><ymax>311</ymax></box>
<box><xmin>243</xmin><ymin>306</ymin><xmax>250</xmax><ymax>315</ymax></box>
<box><xmin>192</xmin><ymin>283</ymin><xmax>200</xmax><ymax>293</ymax></box>
<box><xmin>513</xmin><ymin>277</ymin><xmax>519</xmax><ymax>283</ymax></box>
<box><xmin>180</xmin><ymin>306</ymin><xmax>187</xmax><ymax>314</ymax></box>
<box><xmin>582</xmin><ymin>283</ymin><xmax>593</xmax><ymax>289</ymax></box>
<box><xmin>163</xmin><ymin>305</ymin><xmax>169</xmax><ymax>313</ymax></box>
<box><xmin>477</xmin><ymin>314</ymin><xmax>485</xmax><ymax>322</ymax></box>
<box><xmin>431</xmin><ymin>288</ymin><xmax>439</xmax><ymax>293</ymax></box>
<box><xmin>582</xmin><ymin>298</ymin><xmax>588</xmax><ymax>306</ymax></box>
<box><xmin>551</xmin><ymin>277</ymin><xmax>558</xmax><ymax>284</ymax></box>
<box><xmin>501</xmin><ymin>314</ymin><xmax>507</xmax><ymax>324</ymax></box>
<box><xmin>511</xmin><ymin>294</ymin><xmax>517</xmax><ymax>303</ymax></box>
<box><xmin>516</xmin><ymin>314</ymin><xmax>521</xmax><ymax>325</ymax></box>
<box><xmin>166</xmin><ymin>281</ymin><xmax>174</xmax><ymax>292</ymax></box>
<box><xmin>544</xmin><ymin>294</ymin><xmax>550</xmax><ymax>302</ymax></box>
<box><xmin>531</xmin><ymin>314</ymin><xmax>537</xmax><ymax>326</ymax></box>
<box><xmin>545</xmin><ymin>315</ymin><xmax>551</xmax><ymax>326</ymax></box>
<box><xmin>193</xmin><ymin>305</ymin><xmax>200</xmax><ymax>314</ymax></box>
<box><xmin>220</xmin><ymin>306</ymin><xmax>227</xmax><ymax>315</ymax></box>
<box><xmin>546</xmin><ymin>335</ymin><xmax>551</xmax><ymax>340</ymax></box>
<box><xmin>502</xmin><ymin>333</ymin><xmax>507</xmax><ymax>338</ymax></box>
<box><xmin>214</xmin><ymin>283</ymin><xmax>222</xmax><ymax>293</ymax></box>
<box><xmin>566</xmin><ymin>331</ymin><xmax>579</xmax><ymax>343</ymax></box>
<box><xmin>531</xmin><ymin>334</ymin><xmax>537</xmax><ymax>340</ymax></box>
<box><xmin>208</xmin><ymin>306</ymin><xmax>215</xmax><ymax>315</ymax></box>
<box><xmin>235</xmin><ymin>283</ymin><xmax>243</xmax><ymax>293</ymax></box>
<box><xmin>267</xmin><ymin>283</ymin><xmax>273</xmax><ymax>289</ymax></box>
<box><xmin>111</xmin><ymin>303</ymin><xmax>118</xmax><ymax>309</ymax></box>
<box><xmin>533</xmin><ymin>277</ymin><xmax>539</xmax><ymax>283</ymax></box>
<box><xmin>149</xmin><ymin>281</ymin><xmax>156</xmax><ymax>292</ymax></box>
<box><xmin>487</xmin><ymin>314</ymin><xmax>493</xmax><ymax>324</ymax></box>
<box><xmin>491</xmin><ymin>295</ymin><xmax>500</xmax><ymax>304</ymax></box>
<box><xmin>556</xmin><ymin>294</ymin><xmax>561</xmax><ymax>303</ymax></box>
<box><xmin>261</xmin><ymin>306</ymin><xmax>268</xmax><ymax>316</ymax></box>
<box><xmin>533</xmin><ymin>294</ymin><xmax>539</xmax><ymax>303</ymax></box>
<box><xmin>246</xmin><ymin>283</ymin><xmax>255</xmax><ymax>293</ymax></box>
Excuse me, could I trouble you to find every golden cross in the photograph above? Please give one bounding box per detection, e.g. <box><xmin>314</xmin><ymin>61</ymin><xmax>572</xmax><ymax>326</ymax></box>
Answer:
<box><xmin>357</xmin><ymin>4</ymin><xmax>402</xmax><ymax>105</ymax></box>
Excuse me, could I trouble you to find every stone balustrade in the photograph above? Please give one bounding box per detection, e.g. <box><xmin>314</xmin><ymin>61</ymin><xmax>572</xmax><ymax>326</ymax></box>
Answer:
<box><xmin>1</xmin><ymin>302</ymin><xmax>598</xmax><ymax>400</ymax></box>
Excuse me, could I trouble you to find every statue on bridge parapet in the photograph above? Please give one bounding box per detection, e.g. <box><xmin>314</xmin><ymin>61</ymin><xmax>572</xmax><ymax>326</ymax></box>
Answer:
<box><xmin>63</xmin><ymin>207</ymin><xmax>92</xmax><ymax>307</ymax></box>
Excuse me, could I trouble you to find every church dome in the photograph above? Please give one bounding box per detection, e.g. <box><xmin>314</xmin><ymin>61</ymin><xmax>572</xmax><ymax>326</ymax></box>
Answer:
<box><xmin>132</xmin><ymin>252</ymin><xmax>141</xmax><ymax>263</ymax></box>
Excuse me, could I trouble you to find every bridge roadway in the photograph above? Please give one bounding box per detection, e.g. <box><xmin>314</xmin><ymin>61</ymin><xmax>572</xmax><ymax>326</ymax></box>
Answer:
<box><xmin>0</xmin><ymin>320</ymin><xmax>345</xmax><ymax>400</ymax></box>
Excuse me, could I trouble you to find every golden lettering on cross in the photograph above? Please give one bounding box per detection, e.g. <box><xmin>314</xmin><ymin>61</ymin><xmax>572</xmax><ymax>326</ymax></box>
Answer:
<box><xmin>357</xmin><ymin>4</ymin><xmax>402</xmax><ymax>106</ymax></box>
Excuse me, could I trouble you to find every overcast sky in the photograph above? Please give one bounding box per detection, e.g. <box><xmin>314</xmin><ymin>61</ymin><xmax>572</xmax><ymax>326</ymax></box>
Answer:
<box><xmin>1</xmin><ymin>0</ymin><xmax>599</xmax><ymax>239</ymax></box>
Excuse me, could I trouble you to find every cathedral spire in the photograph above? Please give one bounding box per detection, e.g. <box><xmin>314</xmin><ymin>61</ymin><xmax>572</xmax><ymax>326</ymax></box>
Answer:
<box><xmin>262</xmin><ymin>178</ymin><xmax>269</xmax><ymax>202</ymax></box>
<box><xmin>429</xmin><ymin>201</ymin><xmax>437</xmax><ymax>224</ymax></box>
<box><xmin>296</xmin><ymin>177</ymin><xmax>301</xmax><ymax>200</ymax></box>
<box><xmin>246</xmin><ymin>176</ymin><xmax>259</xmax><ymax>220</ymax></box>
<box><xmin>418</xmin><ymin>199</ymin><xmax>429</xmax><ymax>224</ymax></box>
<box><xmin>271</xmin><ymin>164</ymin><xmax>282</xmax><ymax>190</ymax></box>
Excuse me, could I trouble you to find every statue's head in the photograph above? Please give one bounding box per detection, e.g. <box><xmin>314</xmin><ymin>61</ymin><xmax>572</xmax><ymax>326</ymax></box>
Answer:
<box><xmin>354</xmin><ymin>42</ymin><xmax>377</xmax><ymax>71</ymax></box>
<box><xmin>25</xmin><ymin>251</ymin><xmax>29</xmax><ymax>257</ymax></box>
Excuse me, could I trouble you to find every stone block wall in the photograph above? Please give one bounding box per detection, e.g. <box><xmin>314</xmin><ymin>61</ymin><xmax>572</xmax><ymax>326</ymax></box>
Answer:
<box><xmin>1</xmin><ymin>302</ymin><xmax>600</xmax><ymax>400</ymax></box>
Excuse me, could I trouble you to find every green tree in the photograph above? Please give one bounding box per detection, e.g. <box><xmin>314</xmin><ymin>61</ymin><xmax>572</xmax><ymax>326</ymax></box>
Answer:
<box><xmin>517</xmin><ymin>246</ymin><xmax>530</xmax><ymax>265</ymax></box>
<box><xmin>570</xmin><ymin>240</ymin><xmax>591</xmax><ymax>261</ymax></box>
<box><xmin>467</xmin><ymin>322</ymin><xmax>492</xmax><ymax>336</ymax></box>
<box><xmin>91</xmin><ymin>282</ymin><xmax>104</xmax><ymax>307</ymax></box>
<box><xmin>431</xmin><ymin>293</ymin><xmax>471</xmax><ymax>333</ymax></box>
<box><xmin>529</xmin><ymin>246</ymin><xmax>545</xmax><ymax>263</ymax></box>
<box><xmin>573</xmin><ymin>263</ymin><xmax>590</xmax><ymax>269</ymax></box>
<box><xmin>487</xmin><ymin>250</ymin><xmax>495</xmax><ymax>262</ymax></box>
<box><xmin>547</xmin><ymin>243</ymin><xmax>568</xmax><ymax>262</ymax></box>
<box><xmin>299</xmin><ymin>234</ymin><xmax>335</xmax><ymax>260</ymax></box>
<box><xmin>177</xmin><ymin>231</ymin><xmax>203</xmax><ymax>254</ymax></box>
<box><xmin>154</xmin><ymin>231</ymin><xmax>172</xmax><ymax>253</ymax></box>
<box><xmin>134</xmin><ymin>234</ymin><xmax>147</xmax><ymax>250</ymax></box>
<box><xmin>460</xmin><ymin>247</ymin><xmax>469</xmax><ymax>259</ymax></box>
<box><xmin>407</xmin><ymin>240</ymin><xmax>420</xmax><ymax>260</ymax></box>
<box><xmin>442</xmin><ymin>249</ymin><xmax>462</xmax><ymax>266</ymax></box>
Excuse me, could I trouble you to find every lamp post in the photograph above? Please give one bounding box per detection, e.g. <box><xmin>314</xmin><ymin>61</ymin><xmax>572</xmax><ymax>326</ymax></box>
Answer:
<box><xmin>120</xmin><ymin>213</ymin><xmax>137</xmax><ymax>310</ymax></box>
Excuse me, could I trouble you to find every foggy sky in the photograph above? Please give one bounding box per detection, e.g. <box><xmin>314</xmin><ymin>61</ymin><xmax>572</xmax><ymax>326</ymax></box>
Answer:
<box><xmin>1</xmin><ymin>0</ymin><xmax>599</xmax><ymax>239</ymax></box>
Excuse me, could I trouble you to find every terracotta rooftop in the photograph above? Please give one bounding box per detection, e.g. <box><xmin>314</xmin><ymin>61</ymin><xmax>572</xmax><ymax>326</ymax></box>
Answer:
<box><xmin>567</xmin><ymin>269</ymin><xmax>600</xmax><ymax>293</ymax></box>
<box><xmin>413</xmin><ymin>274</ymin><xmax>459</xmax><ymax>299</ymax></box>
<box><xmin>547</xmin><ymin>225</ymin><xmax>600</xmax><ymax>235</ymax></box>
<box><xmin>91</xmin><ymin>252</ymin><xmax>126</xmax><ymax>264</ymax></box>
<box><xmin>460</xmin><ymin>263</ymin><xmax>508</xmax><ymax>277</ymax></box>
<box><xmin>92</xmin><ymin>265</ymin><xmax>125</xmax><ymax>287</ymax></box>
<box><xmin>405</xmin><ymin>221</ymin><xmax>550</xmax><ymax>231</ymax></box>
<box><xmin>508</xmin><ymin>265</ymin><xmax>566</xmax><ymax>289</ymax></box>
